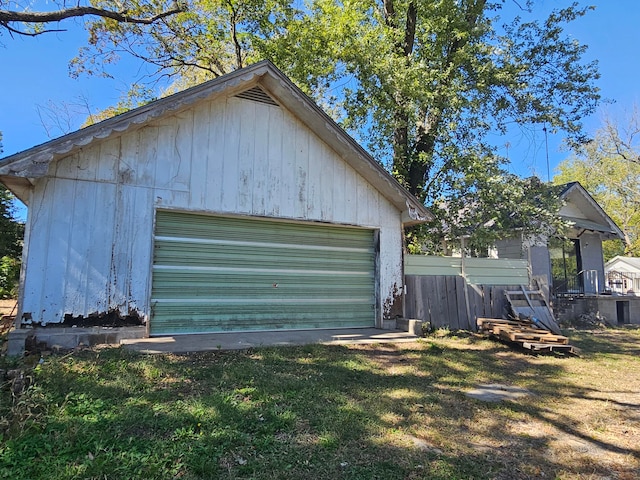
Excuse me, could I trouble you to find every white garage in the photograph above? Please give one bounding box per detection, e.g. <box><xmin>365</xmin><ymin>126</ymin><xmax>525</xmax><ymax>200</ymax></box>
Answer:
<box><xmin>0</xmin><ymin>61</ymin><xmax>430</xmax><ymax>346</ymax></box>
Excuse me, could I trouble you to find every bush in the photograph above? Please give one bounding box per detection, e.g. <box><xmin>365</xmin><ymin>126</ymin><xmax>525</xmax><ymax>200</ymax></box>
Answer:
<box><xmin>0</xmin><ymin>256</ymin><xmax>20</xmax><ymax>299</ymax></box>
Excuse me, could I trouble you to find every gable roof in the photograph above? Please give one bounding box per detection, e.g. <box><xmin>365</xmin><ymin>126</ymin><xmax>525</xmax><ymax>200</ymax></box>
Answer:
<box><xmin>557</xmin><ymin>182</ymin><xmax>624</xmax><ymax>240</ymax></box>
<box><xmin>0</xmin><ymin>60</ymin><xmax>431</xmax><ymax>225</ymax></box>
<box><xmin>605</xmin><ymin>256</ymin><xmax>640</xmax><ymax>272</ymax></box>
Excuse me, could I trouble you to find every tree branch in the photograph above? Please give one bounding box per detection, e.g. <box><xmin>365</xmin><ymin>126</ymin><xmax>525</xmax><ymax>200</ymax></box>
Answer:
<box><xmin>0</xmin><ymin>4</ymin><xmax>184</xmax><ymax>31</ymax></box>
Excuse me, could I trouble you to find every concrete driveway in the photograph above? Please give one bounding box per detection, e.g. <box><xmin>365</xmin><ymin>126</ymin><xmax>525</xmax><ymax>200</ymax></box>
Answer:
<box><xmin>121</xmin><ymin>328</ymin><xmax>419</xmax><ymax>354</ymax></box>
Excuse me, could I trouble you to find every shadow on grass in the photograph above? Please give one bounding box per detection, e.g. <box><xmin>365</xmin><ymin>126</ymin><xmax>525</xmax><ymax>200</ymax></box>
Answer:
<box><xmin>1</xmin><ymin>333</ymin><xmax>639</xmax><ymax>479</ymax></box>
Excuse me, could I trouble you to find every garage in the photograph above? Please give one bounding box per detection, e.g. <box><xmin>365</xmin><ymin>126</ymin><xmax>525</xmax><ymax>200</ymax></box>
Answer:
<box><xmin>150</xmin><ymin>210</ymin><xmax>377</xmax><ymax>335</ymax></box>
<box><xmin>3</xmin><ymin>62</ymin><xmax>432</xmax><ymax>353</ymax></box>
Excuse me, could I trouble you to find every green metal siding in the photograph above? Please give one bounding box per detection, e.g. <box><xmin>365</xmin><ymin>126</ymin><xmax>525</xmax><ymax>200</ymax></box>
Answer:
<box><xmin>404</xmin><ymin>255</ymin><xmax>529</xmax><ymax>285</ymax></box>
<box><xmin>151</xmin><ymin>211</ymin><xmax>376</xmax><ymax>335</ymax></box>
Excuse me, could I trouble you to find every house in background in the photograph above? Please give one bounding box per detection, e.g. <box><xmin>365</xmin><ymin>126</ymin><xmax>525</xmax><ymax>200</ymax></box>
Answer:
<box><xmin>0</xmin><ymin>61</ymin><xmax>431</xmax><ymax>352</ymax></box>
<box><xmin>605</xmin><ymin>256</ymin><xmax>640</xmax><ymax>295</ymax></box>
<box><xmin>494</xmin><ymin>182</ymin><xmax>625</xmax><ymax>298</ymax></box>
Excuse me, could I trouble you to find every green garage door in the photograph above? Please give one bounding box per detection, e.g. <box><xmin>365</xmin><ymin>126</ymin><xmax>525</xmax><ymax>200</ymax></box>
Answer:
<box><xmin>151</xmin><ymin>211</ymin><xmax>376</xmax><ymax>335</ymax></box>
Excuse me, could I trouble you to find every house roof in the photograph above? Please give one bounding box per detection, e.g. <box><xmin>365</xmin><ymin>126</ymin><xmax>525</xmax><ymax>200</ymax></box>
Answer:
<box><xmin>557</xmin><ymin>182</ymin><xmax>625</xmax><ymax>240</ymax></box>
<box><xmin>605</xmin><ymin>256</ymin><xmax>640</xmax><ymax>272</ymax></box>
<box><xmin>0</xmin><ymin>60</ymin><xmax>431</xmax><ymax>225</ymax></box>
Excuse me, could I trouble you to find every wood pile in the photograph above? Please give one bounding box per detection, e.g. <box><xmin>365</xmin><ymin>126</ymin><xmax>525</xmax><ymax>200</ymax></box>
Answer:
<box><xmin>504</xmin><ymin>288</ymin><xmax>561</xmax><ymax>335</ymax></box>
<box><xmin>477</xmin><ymin>317</ymin><xmax>579</xmax><ymax>356</ymax></box>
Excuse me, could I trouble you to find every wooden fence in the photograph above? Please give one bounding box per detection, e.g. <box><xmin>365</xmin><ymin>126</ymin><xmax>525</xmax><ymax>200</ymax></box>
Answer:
<box><xmin>404</xmin><ymin>275</ymin><xmax>518</xmax><ymax>331</ymax></box>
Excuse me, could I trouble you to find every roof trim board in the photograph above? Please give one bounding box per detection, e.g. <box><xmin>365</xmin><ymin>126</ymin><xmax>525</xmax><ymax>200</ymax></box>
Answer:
<box><xmin>0</xmin><ymin>61</ymin><xmax>431</xmax><ymax>224</ymax></box>
<box><xmin>558</xmin><ymin>182</ymin><xmax>625</xmax><ymax>240</ymax></box>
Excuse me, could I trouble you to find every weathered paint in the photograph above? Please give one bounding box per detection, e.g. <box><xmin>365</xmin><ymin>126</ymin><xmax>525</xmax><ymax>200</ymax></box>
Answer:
<box><xmin>19</xmin><ymin>95</ymin><xmax>404</xmax><ymax>327</ymax></box>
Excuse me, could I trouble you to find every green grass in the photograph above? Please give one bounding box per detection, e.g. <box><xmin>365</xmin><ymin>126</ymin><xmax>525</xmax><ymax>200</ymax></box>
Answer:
<box><xmin>1</xmin><ymin>328</ymin><xmax>639</xmax><ymax>479</ymax></box>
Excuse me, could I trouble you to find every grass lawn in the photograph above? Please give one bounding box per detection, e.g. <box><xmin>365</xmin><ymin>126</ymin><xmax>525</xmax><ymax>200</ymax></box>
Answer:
<box><xmin>1</xmin><ymin>328</ymin><xmax>639</xmax><ymax>479</ymax></box>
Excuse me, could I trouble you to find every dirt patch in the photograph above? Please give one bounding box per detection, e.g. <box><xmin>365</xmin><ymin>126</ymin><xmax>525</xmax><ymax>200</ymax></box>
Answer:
<box><xmin>0</xmin><ymin>299</ymin><xmax>17</xmax><ymax>317</ymax></box>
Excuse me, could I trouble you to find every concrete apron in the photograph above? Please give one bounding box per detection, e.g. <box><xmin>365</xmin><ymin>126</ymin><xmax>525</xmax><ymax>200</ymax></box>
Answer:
<box><xmin>121</xmin><ymin>328</ymin><xmax>420</xmax><ymax>354</ymax></box>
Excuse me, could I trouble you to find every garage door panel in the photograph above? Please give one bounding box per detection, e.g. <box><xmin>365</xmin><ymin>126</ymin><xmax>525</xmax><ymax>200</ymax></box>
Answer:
<box><xmin>151</xmin><ymin>270</ymin><xmax>374</xmax><ymax>299</ymax></box>
<box><xmin>151</xmin><ymin>211</ymin><xmax>376</xmax><ymax>335</ymax></box>
<box><xmin>156</xmin><ymin>218</ymin><xmax>373</xmax><ymax>250</ymax></box>
<box><xmin>152</xmin><ymin>302</ymin><xmax>375</xmax><ymax>334</ymax></box>
<box><xmin>153</xmin><ymin>241</ymin><xmax>374</xmax><ymax>271</ymax></box>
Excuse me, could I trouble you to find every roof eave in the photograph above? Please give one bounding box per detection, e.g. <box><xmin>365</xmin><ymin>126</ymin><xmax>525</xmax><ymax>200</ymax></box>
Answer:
<box><xmin>0</xmin><ymin>60</ymin><xmax>432</xmax><ymax>222</ymax></box>
<box><xmin>560</xmin><ymin>182</ymin><xmax>625</xmax><ymax>241</ymax></box>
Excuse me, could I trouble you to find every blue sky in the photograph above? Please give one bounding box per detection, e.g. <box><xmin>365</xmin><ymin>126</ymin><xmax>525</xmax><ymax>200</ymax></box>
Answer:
<box><xmin>1</xmin><ymin>1</ymin><xmax>638</xmax><ymax>188</ymax></box>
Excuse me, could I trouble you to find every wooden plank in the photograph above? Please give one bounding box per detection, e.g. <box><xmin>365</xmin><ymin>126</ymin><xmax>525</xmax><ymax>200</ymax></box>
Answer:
<box><xmin>427</xmin><ymin>277</ymin><xmax>449</xmax><ymax>327</ymax></box>
<box><xmin>468</xmin><ymin>284</ymin><xmax>484</xmax><ymax>324</ymax></box>
<box><xmin>422</xmin><ymin>276</ymin><xmax>433</xmax><ymax>325</ymax></box>
<box><xmin>490</xmin><ymin>286</ymin><xmax>504</xmax><ymax>319</ymax></box>
<box><xmin>482</xmin><ymin>284</ymin><xmax>492</xmax><ymax>320</ymax></box>
<box><xmin>518</xmin><ymin>286</ymin><xmax>562</xmax><ymax>335</ymax></box>
<box><xmin>405</xmin><ymin>276</ymin><xmax>419</xmax><ymax>320</ymax></box>
<box><xmin>446</xmin><ymin>275</ymin><xmax>460</xmax><ymax>330</ymax></box>
<box><xmin>521</xmin><ymin>342</ymin><xmax>579</xmax><ymax>356</ymax></box>
<box><xmin>499</xmin><ymin>330</ymin><xmax>569</xmax><ymax>345</ymax></box>
<box><xmin>477</xmin><ymin>317</ymin><xmax>531</xmax><ymax>330</ymax></box>
<box><xmin>455</xmin><ymin>276</ymin><xmax>470</xmax><ymax>330</ymax></box>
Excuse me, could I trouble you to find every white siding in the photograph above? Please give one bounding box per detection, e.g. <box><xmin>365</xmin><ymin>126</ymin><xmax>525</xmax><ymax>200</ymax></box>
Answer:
<box><xmin>20</xmin><ymin>96</ymin><xmax>404</xmax><ymax>326</ymax></box>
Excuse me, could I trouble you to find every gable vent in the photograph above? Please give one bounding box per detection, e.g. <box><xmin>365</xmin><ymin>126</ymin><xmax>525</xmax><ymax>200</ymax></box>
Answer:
<box><xmin>235</xmin><ymin>86</ymin><xmax>279</xmax><ymax>106</ymax></box>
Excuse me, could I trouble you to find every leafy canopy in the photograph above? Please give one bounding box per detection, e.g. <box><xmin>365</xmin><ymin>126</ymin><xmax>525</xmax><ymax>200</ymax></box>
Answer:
<box><xmin>554</xmin><ymin>107</ymin><xmax>640</xmax><ymax>259</ymax></box>
<box><xmin>73</xmin><ymin>1</ymin><xmax>601</xmax><ymax>249</ymax></box>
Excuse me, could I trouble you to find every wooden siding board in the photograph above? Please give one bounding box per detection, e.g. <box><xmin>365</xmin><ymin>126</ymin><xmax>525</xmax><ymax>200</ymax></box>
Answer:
<box><xmin>97</xmin><ymin>138</ymin><xmax>120</xmax><ymax>182</ymax></box>
<box><xmin>251</xmin><ymin>102</ymin><xmax>270</xmax><ymax>216</ymax></box>
<box><xmin>43</xmin><ymin>177</ymin><xmax>73</xmax><ymax>322</ymax></box>
<box><xmin>68</xmin><ymin>178</ymin><xmax>94</xmax><ymax>315</ymax></box>
<box><xmin>54</xmin><ymin>151</ymin><xmax>79</xmax><ymax>180</ymax></box>
<box><xmin>221</xmin><ymin>99</ymin><xmax>241</xmax><ymax>213</ymax></box>
<box><xmin>136</xmin><ymin>126</ymin><xmax>159</xmax><ymax>187</ymax></box>
<box><xmin>190</xmin><ymin>101</ymin><xmax>211</xmax><ymax>209</ymax></box>
<box><xmin>236</xmin><ymin>98</ymin><xmax>255</xmax><ymax>214</ymax></box>
<box><xmin>20</xmin><ymin>94</ymin><xmax>406</xmax><ymax>326</ymax></box>
<box><xmin>306</xmin><ymin>126</ymin><xmax>322</xmax><ymax>220</ymax></box>
<box><xmin>332</xmin><ymin>155</ymin><xmax>347</xmax><ymax>224</ymax></box>
<box><xmin>294</xmin><ymin>119</ymin><xmax>309</xmax><ymax>219</ymax></box>
<box><xmin>172</xmin><ymin>111</ymin><xmax>194</xmax><ymax>192</ymax></box>
<box><xmin>119</xmin><ymin>130</ymin><xmax>139</xmax><ymax>186</ymax></box>
<box><xmin>266</xmin><ymin>105</ymin><xmax>284</xmax><ymax>217</ymax></box>
<box><xmin>279</xmin><ymin>109</ymin><xmax>296</xmax><ymax>218</ymax></box>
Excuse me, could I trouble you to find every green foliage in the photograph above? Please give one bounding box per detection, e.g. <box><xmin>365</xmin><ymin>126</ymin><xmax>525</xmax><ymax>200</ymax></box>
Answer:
<box><xmin>0</xmin><ymin>185</ymin><xmax>24</xmax><ymax>261</ymax></box>
<box><xmin>268</xmin><ymin>1</ymin><xmax>598</xmax><ymax>228</ymax></box>
<box><xmin>73</xmin><ymin>1</ymin><xmax>600</xmax><ymax>246</ymax></box>
<box><xmin>0</xmin><ymin>256</ymin><xmax>20</xmax><ymax>298</ymax></box>
<box><xmin>554</xmin><ymin>109</ymin><xmax>640</xmax><ymax>258</ymax></box>
<box><xmin>2</xmin><ymin>333</ymin><xmax>640</xmax><ymax>479</ymax></box>
<box><xmin>72</xmin><ymin>0</ymin><xmax>297</xmax><ymax>81</ymax></box>
<box><xmin>0</xmin><ymin>147</ymin><xmax>24</xmax><ymax>298</ymax></box>
<box><xmin>408</xmin><ymin>175</ymin><xmax>566</xmax><ymax>255</ymax></box>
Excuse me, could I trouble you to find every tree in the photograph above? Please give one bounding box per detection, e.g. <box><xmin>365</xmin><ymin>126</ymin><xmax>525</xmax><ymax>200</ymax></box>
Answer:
<box><xmin>71</xmin><ymin>0</ymin><xmax>296</xmax><ymax>81</ymax></box>
<box><xmin>554</xmin><ymin>108</ymin><xmax>640</xmax><ymax>259</ymax></box>
<box><xmin>0</xmin><ymin>132</ymin><xmax>25</xmax><ymax>298</ymax></box>
<box><xmin>72</xmin><ymin>0</ymin><xmax>600</xmax><ymax>249</ymax></box>
<box><xmin>0</xmin><ymin>0</ymin><xmax>185</xmax><ymax>37</ymax></box>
